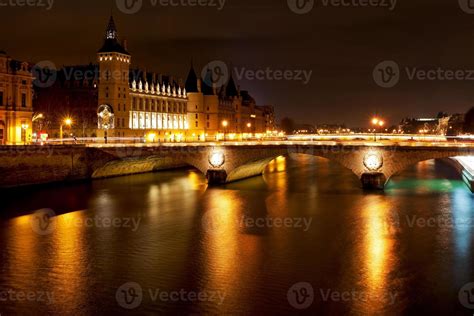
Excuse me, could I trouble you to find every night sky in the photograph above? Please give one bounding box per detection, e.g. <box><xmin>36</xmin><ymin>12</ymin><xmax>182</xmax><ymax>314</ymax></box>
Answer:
<box><xmin>1</xmin><ymin>0</ymin><xmax>474</xmax><ymax>127</ymax></box>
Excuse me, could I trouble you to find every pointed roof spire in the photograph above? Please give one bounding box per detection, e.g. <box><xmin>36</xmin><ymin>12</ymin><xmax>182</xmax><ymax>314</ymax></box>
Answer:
<box><xmin>226</xmin><ymin>73</ymin><xmax>238</xmax><ymax>97</ymax></box>
<box><xmin>106</xmin><ymin>16</ymin><xmax>117</xmax><ymax>39</ymax></box>
<box><xmin>98</xmin><ymin>16</ymin><xmax>130</xmax><ymax>55</ymax></box>
<box><xmin>185</xmin><ymin>60</ymin><xmax>198</xmax><ymax>93</ymax></box>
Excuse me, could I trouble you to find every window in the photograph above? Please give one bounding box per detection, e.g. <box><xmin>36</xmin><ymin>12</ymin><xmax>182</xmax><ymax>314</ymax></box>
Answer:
<box><xmin>207</xmin><ymin>122</ymin><xmax>210</xmax><ymax>128</ymax></box>
<box><xmin>195</xmin><ymin>114</ymin><xmax>198</xmax><ymax>119</ymax></box>
<box><xmin>207</xmin><ymin>115</ymin><xmax>210</xmax><ymax>120</ymax></box>
<box><xmin>21</xmin><ymin>93</ymin><xmax>26</xmax><ymax>107</ymax></box>
<box><xmin>195</xmin><ymin>121</ymin><xmax>198</xmax><ymax>128</ymax></box>
<box><xmin>0</xmin><ymin>91</ymin><xmax>3</xmax><ymax>106</ymax></box>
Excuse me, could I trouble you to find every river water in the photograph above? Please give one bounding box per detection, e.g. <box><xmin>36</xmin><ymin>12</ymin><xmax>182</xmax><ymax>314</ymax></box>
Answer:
<box><xmin>1</xmin><ymin>155</ymin><xmax>474</xmax><ymax>315</ymax></box>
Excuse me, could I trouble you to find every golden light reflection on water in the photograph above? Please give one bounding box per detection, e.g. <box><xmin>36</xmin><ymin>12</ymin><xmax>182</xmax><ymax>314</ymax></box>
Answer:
<box><xmin>264</xmin><ymin>156</ymin><xmax>288</xmax><ymax>189</ymax></box>
<box><xmin>201</xmin><ymin>190</ymin><xmax>260</xmax><ymax>312</ymax></box>
<box><xmin>266</xmin><ymin>156</ymin><xmax>287</xmax><ymax>173</ymax></box>
<box><xmin>7</xmin><ymin>215</ymin><xmax>38</xmax><ymax>281</ymax></box>
<box><xmin>357</xmin><ymin>196</ymin><xmax>397</xmax><ymax>314</ymax></box>
<box><xmin>49</xmin><ymin>211</ymin><xmax>87</xmax><ymax>311</ymax></box>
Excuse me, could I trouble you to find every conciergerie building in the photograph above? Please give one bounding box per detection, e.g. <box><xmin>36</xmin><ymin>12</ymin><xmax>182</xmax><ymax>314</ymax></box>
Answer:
<box><xmin>97</xmin><ymin>16</ymin><xmax>275</xmax><ymax>141</ymax></box>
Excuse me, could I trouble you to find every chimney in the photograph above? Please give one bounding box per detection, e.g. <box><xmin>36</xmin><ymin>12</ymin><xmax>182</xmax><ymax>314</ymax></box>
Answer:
<box><xmin>123</xmin><ymin>39</ymin><xmax>128</xmax><ymax>51</ymax></box>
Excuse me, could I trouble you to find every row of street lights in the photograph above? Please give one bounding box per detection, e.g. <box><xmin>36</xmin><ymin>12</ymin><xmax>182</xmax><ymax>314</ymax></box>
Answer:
<box><xmin>32</xmin><ymin>114</ymin><xmax>73</xmax><ymax>144</ymax></box>
<box><xmin>221</xmin><ymin>120</ymin><xmax>253</xmax><ymax>141</ymax></box>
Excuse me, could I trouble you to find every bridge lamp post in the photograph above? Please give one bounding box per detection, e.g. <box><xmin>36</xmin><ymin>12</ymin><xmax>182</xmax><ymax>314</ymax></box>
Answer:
<box><xmin>21</xmin><ymin>123</ymin><xmax>29</xmax><ymax>145</ymax></box>
<box><xmin>371</xmin><ymin>118</ymin><xmax>385</xmax><ymax>142</ymax></box>
<box><xmin>247</xmin><ymin>123</ymin><xmax>252</xmax><ymax>140</ymax></box>
<box><xmin>60</xmin><ymin>118</ymin><xmax>72</xmax><ymax>145</ymax></box>
<box><xmin>222</xmin><ymin>120</ymin><xmax>228</xmax><ymax>141</ymax></box>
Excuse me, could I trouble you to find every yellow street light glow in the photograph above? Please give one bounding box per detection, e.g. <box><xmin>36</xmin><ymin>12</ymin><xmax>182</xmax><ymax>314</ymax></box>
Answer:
<box><xmin>147</xmin><ymin>133</ymin><xmax>156</xmax><ymax>142</ymax></box>
<box><xmin>247</xmin><ymin>123</ymin><xmax>252</xmax><ymax>128</ymax></box>
<box><xmin>222</xmin><ymin>120</ymin><xmax>228</xmax><ymax>128</ymax></box>
<box><xmin>378</xmin><ymin>121</ymin><xmax>385</xmax><ymax>127</ymax></box>
<box><xmin>64</xmin><ymin>118</ymin><xmax>72</xmax><ymax>126</ymax></box>
<box><xmin>372</xmin><ymin>118</ymin><xmax>379</xmax><ymax>125</ymax></box>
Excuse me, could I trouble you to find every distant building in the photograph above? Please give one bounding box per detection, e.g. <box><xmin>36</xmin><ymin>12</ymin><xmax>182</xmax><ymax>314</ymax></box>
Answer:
<box><xmin>315</xmin><ymin>124</ymin><xmax>350</xmax><ymax>134</ymax></box>
<box><xmin>185</xmin><ymin>66</ymin><xmax>276</xmax><ymax>140</ymax></box>
<box><xmin>0</xmin><ymin>51</ymin><xmax>34</xmax><ymax>145</ymax></box>
<box><xmin>294</xmin><ymin>124</ymin><xmax>316</xmax><ymax>134</ymax></box>
<box><xmin>399</xmin><ymin>115</ymin><xmax>465</xmax><ymax>136</ymax></box>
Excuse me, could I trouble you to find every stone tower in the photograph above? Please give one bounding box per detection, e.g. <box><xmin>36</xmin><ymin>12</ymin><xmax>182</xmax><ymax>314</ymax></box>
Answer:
<box><xmin>97</xmin><ymin>16</ymin><xmax>131</xmax><ymax>138</ymax></box>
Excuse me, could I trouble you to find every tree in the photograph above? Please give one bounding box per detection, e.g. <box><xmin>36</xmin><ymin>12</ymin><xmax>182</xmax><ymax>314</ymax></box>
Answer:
<box><xmin>464</xmin><ymin>107</ymin><xmax>474</xmax><ymax>134</ymax></box>
<box><xmin>280</xmin><ymin>117</ymin><xmax>295</xmax><ymax>135</ymax></box>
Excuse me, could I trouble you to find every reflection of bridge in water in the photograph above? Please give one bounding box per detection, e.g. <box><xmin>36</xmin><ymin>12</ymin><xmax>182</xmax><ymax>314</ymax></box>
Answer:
<box><xmin>1</xmin><ymin>141</ymin><xmax>474</xmax><ymax>191</ymax></box>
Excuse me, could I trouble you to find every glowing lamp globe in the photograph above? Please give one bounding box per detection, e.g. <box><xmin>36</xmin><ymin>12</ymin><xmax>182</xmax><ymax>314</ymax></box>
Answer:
<box><xmin>364</xmin><ymin>153</ymin><xmax>383</xmax><ymax>171</ymax></box>
<box><xmin>209</xmin><ymin>151</ymin><xmax>225</xmax><ymax>168</ymax></box>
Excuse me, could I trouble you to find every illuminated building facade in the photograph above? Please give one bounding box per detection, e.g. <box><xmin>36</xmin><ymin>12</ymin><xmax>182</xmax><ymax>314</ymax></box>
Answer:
<box><xmin>0</xmin><ymin>51</ymin><xmax>33</xmax><ymax>145</ymax></box>
<box><xmin>97</xmin><ymin>16</ymin><xmax>188</xmax><ymax>141</ymax></box>
<box><xmin>185</xmin><ymin>66</ymin><xmax>276</xmax><ymax>141</ymax></box>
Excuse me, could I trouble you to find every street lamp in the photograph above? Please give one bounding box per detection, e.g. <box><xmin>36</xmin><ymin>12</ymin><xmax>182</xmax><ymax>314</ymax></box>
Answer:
<box><xmin>60</xmin><ymin>118</ymin><xmax>72</xmax><ymax>144</ymax></box>
<box><xmin>21</xmin><ymin>123</ymin><xmax>29</xmax><ymax>145</ymax></box>
<box><xmin>246</xmin><ymin>122</ymin><xmax>252</xmax><ymax>140</ymax></box>
<box><xmin>32</xmin><ymin>113</ymin><xmax>44</xmax><ymax>122</ymax></box>
<box><xmin>371</xmin><ymin>117</ymin><xmax>385</xmax><ymax>142</ymax></box>
<box><xmin>222</xmin><ymin>120</ymin><xmax>228</xmax><ymax>141</ymax></box>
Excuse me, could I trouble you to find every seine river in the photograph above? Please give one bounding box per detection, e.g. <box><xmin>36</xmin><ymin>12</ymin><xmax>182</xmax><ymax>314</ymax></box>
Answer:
<box><xmin>1</xmin><ymin>155</ymin><xmax>474</xmax><ymax>315</ymax></box>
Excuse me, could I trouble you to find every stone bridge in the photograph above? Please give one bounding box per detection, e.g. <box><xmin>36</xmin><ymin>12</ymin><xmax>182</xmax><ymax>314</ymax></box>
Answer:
<box><xmin>1</xmin><ymin>144</ymin><xmax>474</xmax><ymax>190</ymax></box>
<box><xmin>88</xmin><ymin>144</ymin><xmax>474</xmax><ymax>190</ymax></box>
